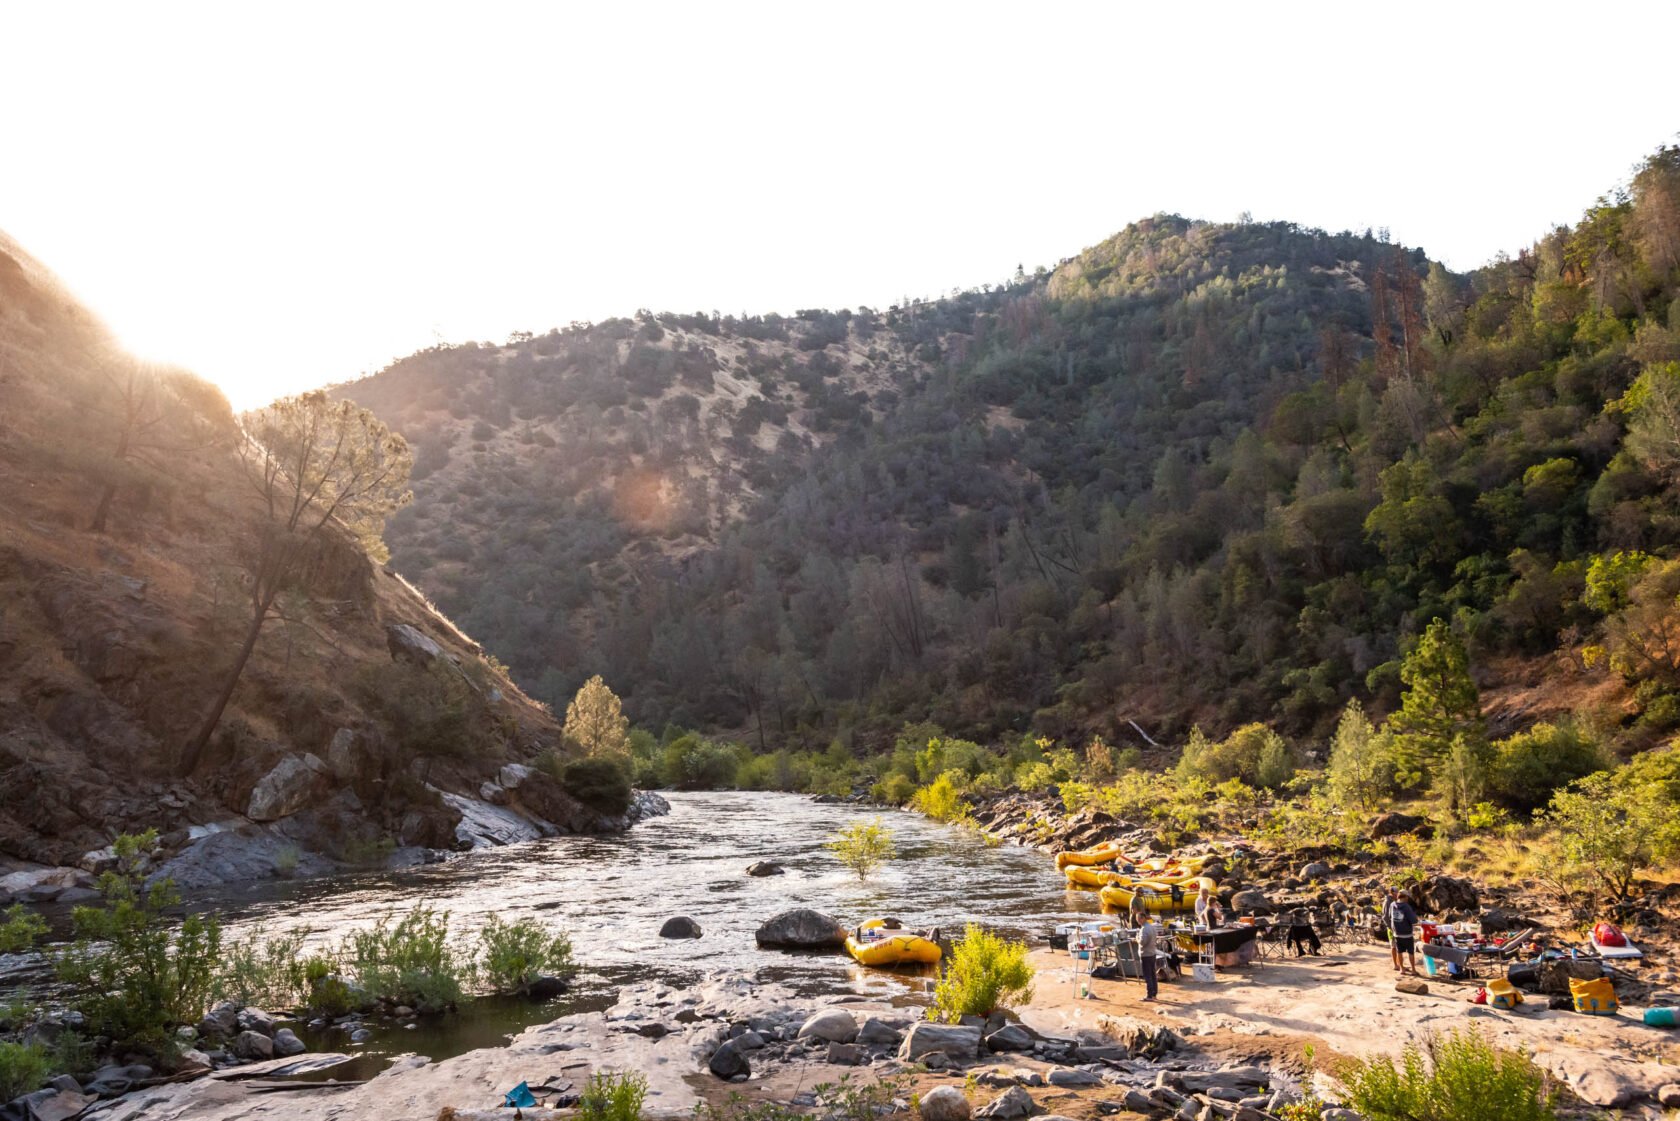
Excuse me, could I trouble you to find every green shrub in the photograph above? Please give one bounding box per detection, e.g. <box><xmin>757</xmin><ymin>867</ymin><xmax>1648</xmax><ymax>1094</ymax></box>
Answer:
<box><xmin>214</xmin><ymin>923</ymin><xmax>309</xmax><ymax>1008</ymax></box>
<box><xmin>912</xmin><ymin>773</ymin><xmax>970</xmax><ymax>822</ymax></box>
<box><xmin>55</xmin><ymin>831</ymin><xmax>221</xmax><ymax>1047</ymax></box>
<box><xmin>303</xmin><ymin>955</ymin><xmax>355</xmax><ymax>1015</ymax></box>
<box><xmin>930</xmin><ymin>924</ymin><xmax>1034</xmax><ymax>1022</ymax></box>
<box><xmin>1340</xmin><ymin>1027</ymin><xmax>1557</xmax><ymax>1121</ymax></box>
<box><xmin>477</xmin><ymin>916</ymin><xmax>573</xmax><ymax>993</ymax></box>
<box><xmin>661</xmin><ymin>735</ymin><xmax>738</xmax><ymax>789</ymax></box>
<box><xmin>1490</xmin><ymin>722</ymin><xmax>1606</xmax><ymax>811</ymax></box>
<box><xmin>564</xmin><ymin>757</ymin><xmax>633</xmax><ymax>815</ymax></box>
<box><xmin>345</xmin><ymin>905</ymin><xmax>464</xmax><ymax>1010</ymax></box>
<box><xmin>873</xmin><ymin>772</ymin><xmax>917</xmax><ymax>805</ymax></box>
<box><xmin>1327</xmin><ymin>700</ymin><xmax>1398</xmax><ymax>810</ymax></box>
<box><xmin>1092</xmin><ymin>770</ymin><xmax>1171</xmax><ymax>822</ymax></box>
<box><xmin>1542</xmin><ymin>770</ymin><xmax>1680</xmax><ymax>902</ymax></box>
<box><xmin>1060</xmin><ymin>780</ymin><xmax>1094</xmax><ymax>812</ymax></box>
<box><xmin>1176</xmin><ymin>723</ymin><xmax>1292</xmax><ymax>787</ymax></box>
<box><xmin>0</xmin><ymin>1041</ymin><xmax>50</xmax><ymax>1102</ymax></box>
<box><xmin>577</xmin><ymin>1069</ymin><xmax>647</xmax><ymax>1121</ymax></box>
<box><xmin>827</xmin><ymin>818</ymin><xmax>897</xmax><ymax>881</ymax></box>
<box><xmin>0</xmin><ymin>905</ymin><xmax>47</xmax><ymax>954</ymax></box>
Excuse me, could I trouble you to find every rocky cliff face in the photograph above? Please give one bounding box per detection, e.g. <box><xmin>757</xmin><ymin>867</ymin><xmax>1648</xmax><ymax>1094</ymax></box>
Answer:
<box><xmin>0</xmin><ymin>229</ymin><xmax>661</xmax><ymax>890</ymax></box>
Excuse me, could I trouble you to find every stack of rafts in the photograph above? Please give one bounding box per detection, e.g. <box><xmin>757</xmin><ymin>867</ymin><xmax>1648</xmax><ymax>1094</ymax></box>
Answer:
<box><xmin>1056</xmin><ymin>844</ymin><xmax>1219</xmax><ymax>915</ymax></box>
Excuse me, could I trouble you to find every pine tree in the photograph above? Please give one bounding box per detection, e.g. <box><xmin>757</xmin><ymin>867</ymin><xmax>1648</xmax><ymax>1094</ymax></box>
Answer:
<box><xmin>1388</xmin><ymin>619</ymin><xmax>1485</xmax><ymax>779</ymax></box>
<box><xmin>564</xmin><ymin>675</ymin><xmax>630</xmax><ymax>759</ymax></box>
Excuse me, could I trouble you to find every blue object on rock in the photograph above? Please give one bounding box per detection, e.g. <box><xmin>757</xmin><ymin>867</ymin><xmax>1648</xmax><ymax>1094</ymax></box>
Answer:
<box><xmin>504</xmin><ymin>1081</ymin><xmax>537</xmax><ymax>1108</ymax></box>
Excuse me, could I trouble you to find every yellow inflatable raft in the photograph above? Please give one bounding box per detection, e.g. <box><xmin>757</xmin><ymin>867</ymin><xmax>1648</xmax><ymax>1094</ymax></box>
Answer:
<box><xmin>1054</xmin><ymin>843</ymin><xmax>1125</xmax><ymax>870</ymax></box>
<box><xmin>1064</xmin><ymin>865</ymin><xmax>1126</xmax><ymax>889</ymax></box>
<box><xmin>1099</xmin><ymin>875</ymin><xmax>1216</xmax><ymax>914</ymax></box>
<box><xmin>846</xmin><ymin>920</ymin><xmax>942</xmax><ymax>967</ymax></box>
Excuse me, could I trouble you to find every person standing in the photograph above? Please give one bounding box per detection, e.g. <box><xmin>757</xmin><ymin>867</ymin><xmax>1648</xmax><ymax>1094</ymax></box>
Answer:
<box><xmin>1383</xmin><ymin>886</ymin><xmax>1419</xmax><ymax>975</ymax></box>
<box><xmin>1133</xmin><ymin>904</ymin><xmax>1161</xmax><ymax>1002</ymax></box>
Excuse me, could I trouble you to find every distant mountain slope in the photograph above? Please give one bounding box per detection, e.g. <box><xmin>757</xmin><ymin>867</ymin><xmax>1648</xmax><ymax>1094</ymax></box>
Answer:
<box><xmin>344</xmin><ymin>145</ymin><xmax>1680</xmax><ymax>758</ymax></box>
<box><xmin>0</xmin><ymin>230</ymin><xmax>635</xmax><ymax>875</ymax></box>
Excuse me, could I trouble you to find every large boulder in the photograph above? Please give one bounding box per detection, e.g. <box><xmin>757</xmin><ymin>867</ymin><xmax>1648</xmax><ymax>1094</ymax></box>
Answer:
<box><xmin>325</xmin><ymin>728</ymin><xmax>372</xmax><ymax>783</ymax></box>
<box><xmin>797</xmin><ymin>1009</ymin><xmax>859</xmax><ymax>1043</ymax></box>
<box><xmin>755</xmin><ymin>908</ymin><xmax>847</xmax><ymax>948</ymax></box>
<box><xmin>1229</xmin><ymin>888</ymin><xmax>1272</xmax><ymax>914</ymax></box>
<box><xmin>746</xmin><ymin>861</ymin><xmax>785</xmax><ymax>876</ymax></box>
<box><xmin>919</xmin><ymin>1086</ymin><xmax>973</xmax><ymax>1121</ymax></box>
<box><xmin>986</xmin><ymin>1024</ymin><xmax>1034</xmax><ymax>1052</ymax></box>
<box><xmin>1046</xmin><ymin>1067</ymin><xmax>1102</xmax><ymax>1087</ymax></box>
<box><xmin>974</xmin><ymin>1085</ymin><xmax>1036</xmax><ymax>1119</ymax></box>
<box><xmin>1421</xmin><ymin>875</ymin><xmax>1478</xmax><ymax>914</ymax></box>
<box><xmin>1369</xmin><ymin>811</ymin><xmax>1434</xmax><ymax>840</ymax></box>
<box><xmin>198</xmin><ymin>1001</ymin><xmax>238</xmax><ymax>1040</ymax></box>
<box><xmin>272</xmin><ymin>1028</ymin><xmax>306</xmax><ymax>1057</ymax></box>
<box><xmin>246</xmin><ymin>754</ymin><xmax>329</xmax><ymax>822</ymax></box>
<box><xmin>659</xmin><ymin>916</ymin><xmax>702</xmax><ymax>939</ymax></box>
<box><xmin>898</xmin><ymin>1022</ymin><xmax>983</xmax><ymax>1063</ymax></box>
<box><xmin>386</xmin><ymin>623</ymin><xmax>444</xmax><ymax>667</ymax></box>
<box><xmin>708</xmin><ymin>1039</ymin><xmax>750</xmax><ymax>1079</ymax></box>
<box><xmin>233</xmin><ymin>1030</ymin><xmax>275</xmax><ymax>1061</ymax></box>
<box><xmin>858</xmin><ymin>1017</ymin><xmax>904</xmax><ymax>1045</ymax></box>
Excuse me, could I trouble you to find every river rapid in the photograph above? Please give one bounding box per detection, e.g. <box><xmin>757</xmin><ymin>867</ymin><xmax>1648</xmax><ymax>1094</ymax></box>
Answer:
<box><xmin>24</xmin><ymin>792</ymin><xmax>1107</xmax><ymax>1068</ymax></box>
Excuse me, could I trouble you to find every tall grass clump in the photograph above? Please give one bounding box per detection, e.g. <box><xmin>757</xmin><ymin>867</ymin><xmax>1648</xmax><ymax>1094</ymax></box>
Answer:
<box><xmin>0</xmin><ymin>1042</ymin><xmax>51</xmax><ymax>1102</ymax></box>
<box><xmin>345</xmin><ymin>905</ymin><xmax>464</xmax><ymax>1011</ymax></box>
<box><xmin>929</xmin><ymin>924</ymin><xmax>1034</xmax><ymax>1022</ymax></box>
<box><xmin>214</xmin><ymin>924</ymin><xmax>309</xmax><ymax>1008</ymax></box>
<box><xmin>577</xmin><ymin>1070</ymin><xmax>647</xmax><ymax>1121</ymax></box>
<box><xmin>477</xmin><ymin>916</ymin><xmax>574</xmax><ymax>994</ymax></box>
<box><xmin>1340</xmin><ymin>1027</ymin><xmax>1557</xmax><ymax>1121</ymax></box>
<box><xmin>0</xmin><ymin>906</ymin><xmax>47</xmax><ymax>955</ymax></box>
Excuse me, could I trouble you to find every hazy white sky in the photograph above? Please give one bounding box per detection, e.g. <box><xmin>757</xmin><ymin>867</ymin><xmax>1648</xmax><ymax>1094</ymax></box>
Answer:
<box><xmin>2</xmin><ymin>1</ymin><xmax>1676</xmax><ymax>409</ymax></box>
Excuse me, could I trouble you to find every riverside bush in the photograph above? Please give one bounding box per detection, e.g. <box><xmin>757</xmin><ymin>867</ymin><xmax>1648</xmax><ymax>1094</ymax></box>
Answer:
<box><xmin>577</xmin><ymin>1069</ymin><xmax>647</xmax><ymax>1121</ymax></box>
<box><xmin>346</xmin><ymin>905</ymin><xmax>464</xmax><ymax>1010</ymax></box>
<box><xmin>477</xmin><ymin>916</ymin><xmax>574</xmax><ymax>993</ymax></box>
<box><xmin>912</xmin><ymin>773</ymin><xmax>969</xmax><ymax>822</ymax></box>
<box><xmin>1340</xmin><ymin>1027</ymin><xmax>1557</xmax><ymax>1121</ymax></box>
<box><xmin>871</xmin><ymin>772</ymin><xmax>916</xmax><ymax>805</ymax></box>
<box><xmin>56</xmin><ymin>831</ymin><xmax>221</xmax><ymax>1048</ymax></box>
<box><xmin>214</xmin><ymin>924</ymin><xmax>309</xmax><ymax>1008</ymax></box>
<box><xmin>563</xmin><ymin>757</ymin><xmax>632</xmax><ymax>816</ymax></box>
<box><xmin>929</xmin><ymin>924</ymin><xmax>1033</xmax><ymax>1022</ymax></box>
<box><xmin>0</xmin><ymin>905</ymin><xmax>47</xmax><ymax>954</ymax></box>
<box><xmin>827</xmin><ymin>818</ymin><xmax>896</xmax><ymax>881</ymax></box>
<box><xmin>0</xmin><ymin>1042</ymin><xmax>50</xmax><ymax>1103</ymax></box>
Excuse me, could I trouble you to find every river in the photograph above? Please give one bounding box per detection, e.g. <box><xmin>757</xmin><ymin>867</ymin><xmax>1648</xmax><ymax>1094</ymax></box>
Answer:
<box><xmin>21</xmin><ymin>792</ymin><xmax>1105</xmax><ymax>1069</ymax></box>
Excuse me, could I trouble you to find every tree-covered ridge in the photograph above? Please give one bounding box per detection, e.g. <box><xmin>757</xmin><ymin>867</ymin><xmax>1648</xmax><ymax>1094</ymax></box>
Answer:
<box><xmin>344</xmin><ymin>143</ymin><xmax>1680</xmax><ymax>760</ymax></box>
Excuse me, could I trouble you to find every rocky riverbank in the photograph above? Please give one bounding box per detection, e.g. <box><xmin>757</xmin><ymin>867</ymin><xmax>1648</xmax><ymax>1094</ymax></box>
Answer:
<box><xmin>0</xmin><ymin>789</ymin><xmax>671</xmax><ymax>904</ymax></box>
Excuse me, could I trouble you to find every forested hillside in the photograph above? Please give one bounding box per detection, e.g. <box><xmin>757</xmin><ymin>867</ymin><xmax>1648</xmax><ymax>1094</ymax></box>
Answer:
<box><xmin>342</xmin><ymin>144</ymin><xmax>1680</xmax><ymax>757</ymax></box>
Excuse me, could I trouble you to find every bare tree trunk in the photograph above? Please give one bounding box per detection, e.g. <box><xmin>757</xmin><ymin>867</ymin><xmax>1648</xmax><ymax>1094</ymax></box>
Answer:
<box><xmin>90</xmin><ymin>480</ymin><xmax>118</xmax><ymax>533</ymax></box>
<box><xmin>179</xmin><ymin>593</ymin><xmax>273</xmax><ymax>774</ymax></box>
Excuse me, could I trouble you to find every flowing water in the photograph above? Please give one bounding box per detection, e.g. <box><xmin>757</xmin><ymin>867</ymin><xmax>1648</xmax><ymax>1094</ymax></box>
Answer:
<box><xmin>18</xmin><ymin>792</ymin><xmax>1105</xmax><ymax>1069</ymax></box>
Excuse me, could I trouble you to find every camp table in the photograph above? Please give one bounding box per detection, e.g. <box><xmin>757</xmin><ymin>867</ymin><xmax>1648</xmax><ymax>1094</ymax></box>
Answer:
<box><xmin>1176</xmin><ymin>924</ymin><xmax>1259</xmax><ymax>969</ymax></box>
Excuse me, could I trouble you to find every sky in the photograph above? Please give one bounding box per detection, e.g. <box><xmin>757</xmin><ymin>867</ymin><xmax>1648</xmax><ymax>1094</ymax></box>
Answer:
<box><xmin>2</xmin><ymin>2</ymin><xmax>1677</xmax><ymax>410</ymax></box>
